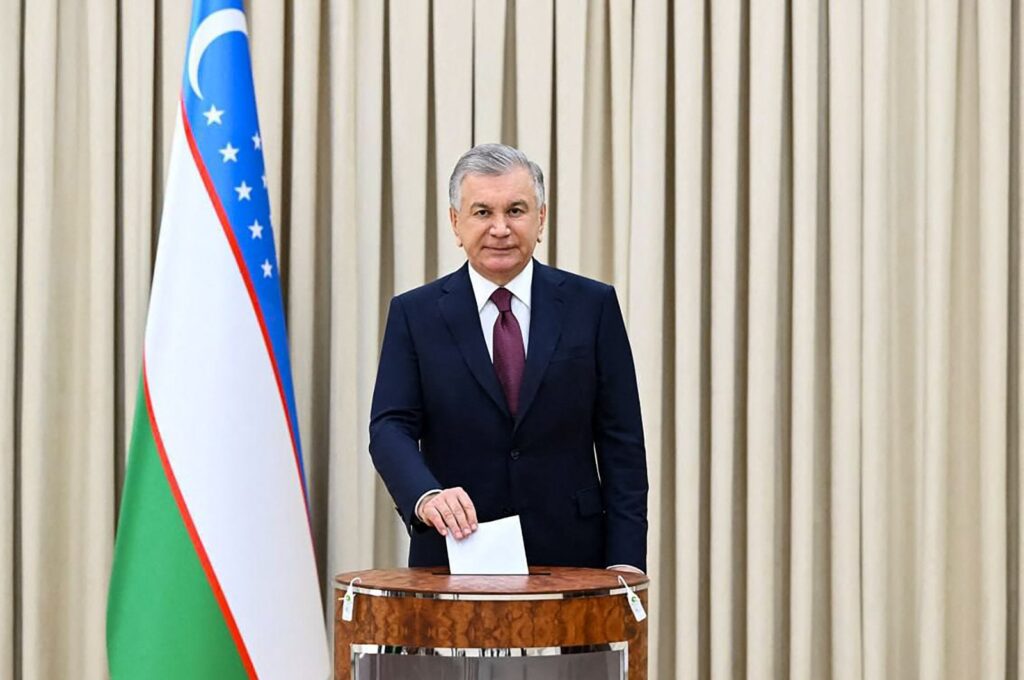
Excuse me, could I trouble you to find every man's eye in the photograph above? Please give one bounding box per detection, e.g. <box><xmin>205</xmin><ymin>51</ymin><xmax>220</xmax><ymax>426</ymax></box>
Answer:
<box><xmin>475</xmin><ymin>210</ymin><xmax>489</xmax><ymax>217</ymax></box>
<box><xmin>509</xmin><ymin>208</ymin><xmax>523</xmax><ymax>216</ymax></box>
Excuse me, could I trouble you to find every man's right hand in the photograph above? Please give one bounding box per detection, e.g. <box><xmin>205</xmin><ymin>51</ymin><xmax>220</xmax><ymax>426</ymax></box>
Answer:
<box><xmin>417</xmin><ymin>487</ymin><xmax>478</xmax><ymax>539</ymax></box>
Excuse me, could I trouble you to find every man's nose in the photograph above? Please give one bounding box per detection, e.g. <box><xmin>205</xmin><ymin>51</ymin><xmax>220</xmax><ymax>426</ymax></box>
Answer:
<box><xmin>489</xmin><ymin>218</ymin><xmax>511</xmax><ymax>236</ymax></box>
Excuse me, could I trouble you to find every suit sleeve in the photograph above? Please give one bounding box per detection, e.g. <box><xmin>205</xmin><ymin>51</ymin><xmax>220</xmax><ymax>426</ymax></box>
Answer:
<box><xmin>369</xmin><ymin>296</ymin><xmax>442</xmax><ymax>532</ymax></box>
<box><xmin>593</xmin><ymin>286</ymin><xmax>649</xmax><ymax>570</ymax></box>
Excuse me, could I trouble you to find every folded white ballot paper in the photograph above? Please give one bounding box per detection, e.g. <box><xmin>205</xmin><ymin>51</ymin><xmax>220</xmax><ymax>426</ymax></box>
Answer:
<box><xmin>445</xmin><ymin>515</ymin><xmax>529</xmax><ymax>575</ymax></box>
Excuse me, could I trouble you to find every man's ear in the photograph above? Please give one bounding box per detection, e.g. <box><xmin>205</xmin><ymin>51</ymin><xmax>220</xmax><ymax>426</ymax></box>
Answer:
<box><xmin>537</xmin><ymin>204</ymin><xmax>547</xmax><ymax>242</ymax></box>
<box><xmin>449</xmin><ymin>206</ymin><xmax>462</xmax><ymax>247</ymax></box>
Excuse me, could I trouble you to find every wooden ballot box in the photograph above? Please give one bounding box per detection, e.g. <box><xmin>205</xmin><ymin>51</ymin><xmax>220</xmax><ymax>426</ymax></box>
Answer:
<box><xmin>334</xmin><ymin>567</ymin><xmax>649</xmax><ymax>679</ymax></box>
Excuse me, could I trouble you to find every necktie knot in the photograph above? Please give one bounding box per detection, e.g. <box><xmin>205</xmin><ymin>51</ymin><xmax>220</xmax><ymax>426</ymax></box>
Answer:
<box><xmin>490</xmin><ymin>287</ymin><xmax>513</xmax><ymax>313</ymax></box>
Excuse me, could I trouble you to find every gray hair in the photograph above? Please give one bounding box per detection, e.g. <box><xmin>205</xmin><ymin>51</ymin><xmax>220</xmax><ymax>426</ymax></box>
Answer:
<box><xmin>448</xmin><ymin>143</ymin><xmax>546</xmax><ymax>210</ymax></box>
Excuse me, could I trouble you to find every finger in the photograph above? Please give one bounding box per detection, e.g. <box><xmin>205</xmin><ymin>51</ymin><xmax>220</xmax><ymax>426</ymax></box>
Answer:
<box><xmin>445</xmin><ymin>493</ymin><xmax>473</xmax><ymax>535</ymax></box>
<box><xmin>454</xmin><ymin>489</ymin><xmax>478</xmax><ymax>530</ymax></box>
<box><xmin>438</xmin><ymin>497</ymin><xmax>466</xmax><ymax>539</ymax></box>
<box><xmin>426</xmin><ymin>503</ymin><xmax>447</xmax><ymax>536</ymax></box>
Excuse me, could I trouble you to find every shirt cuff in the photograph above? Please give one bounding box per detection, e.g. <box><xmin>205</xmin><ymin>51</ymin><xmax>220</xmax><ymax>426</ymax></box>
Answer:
<box><xmin>606</xmin><ymin>564</ymin><xmax>645</xmax><ymax>574</ymax></box>
<box><xmin>414</xmin><ymin>489</ymin><xmax>443</xmax><ymax>523</ymax></box>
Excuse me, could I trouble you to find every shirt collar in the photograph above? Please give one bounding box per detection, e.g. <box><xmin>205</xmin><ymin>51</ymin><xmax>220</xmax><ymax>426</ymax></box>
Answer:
<box><xmin>467</xmin><ymin>259</ymin><xmax>534</xmax><ymax>313</ymax></box>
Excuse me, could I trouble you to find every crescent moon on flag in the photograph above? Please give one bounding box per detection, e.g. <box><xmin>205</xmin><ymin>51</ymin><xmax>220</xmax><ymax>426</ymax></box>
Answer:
<box><xmin>187</xmin><ymin>8</ymin><xmax>249</xmax><ymax>100</ymax></box>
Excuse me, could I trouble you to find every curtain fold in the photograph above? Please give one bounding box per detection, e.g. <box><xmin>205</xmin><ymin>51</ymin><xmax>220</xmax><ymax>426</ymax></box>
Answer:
<box><xmin>977</xmin><ymin>1</ymin><xmax>1012</xmax><ymax>671</ymax></box>
<box><xmin>919</xmin><ymin>1</ymin><xmax>957</xmax><ymax>676</ymax></box>
<box><xmin>707</xmin><ymin>2</ymin><xmax>745</xmax><ymax>677</ymax></box>
<box><xmin>671</xmin><ymin>1</ymin><xmax>708</xmax><ymax>679</ymax></box>
<box><xmin>432</xmin><ymin>0</ymin><xmax>474</xmax><ymax>276</ymax></box>
<box><xmin>629</xmin><ymin>0</ymin><xmax>669</xmax><ymax>671</ymax></box>
<box><xmin>1016</xmin><ymin>3</ymin><xmax>1023</xmax><ymax>676</ymax></box>
<box><xmin>1</xmin><ymin>1</ymin><xmax>1021</xmax><ymax>678</ymax></box>
<box><xmin>828</xmin><ymin>0</ymin><xmax>864</xmax><ymax>676</ymax></box>
<box><xmin>746</xmin><ymin>1</ymin><xmax>786</xmax><ymax>677</ymax></box>
<box><xmin>0</xmin><ymin>0</ymin><xmax>21</xmax><ymax>673</ymax></box>
<box><xmin>860</xmin><ymin>0</ymin><xmax>890</xmax><ymax>677</ymax></box>
<box><xmin>787</xmin><ymin>1</ymin><xmax>828</xmax><ymax>678</ymax></box>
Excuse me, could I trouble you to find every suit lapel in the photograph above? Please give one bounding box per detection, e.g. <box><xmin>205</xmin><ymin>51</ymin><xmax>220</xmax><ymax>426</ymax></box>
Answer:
<box><xmin>515</xmin><ymin>261</ymin><xmax>564</xmax><ymax>431</ymax></box>
<box><xmin>438</xmin><ymin>264</ymin><xmax>509</xmax><ymax>415</ymax></box>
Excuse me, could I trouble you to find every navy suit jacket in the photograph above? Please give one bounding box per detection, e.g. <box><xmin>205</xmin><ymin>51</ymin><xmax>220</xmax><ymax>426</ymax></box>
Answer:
<box><xmin>369</xmin><ymin>260</ymin><xmax>648</xmax><ymax>570</ymax></box>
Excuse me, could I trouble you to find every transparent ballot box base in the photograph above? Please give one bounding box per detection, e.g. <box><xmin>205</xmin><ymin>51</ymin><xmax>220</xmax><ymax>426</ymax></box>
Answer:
<box><xmin>351</xmin><ymin>643</ymin><xmax>628</xmax><ymax>680</ymax></box>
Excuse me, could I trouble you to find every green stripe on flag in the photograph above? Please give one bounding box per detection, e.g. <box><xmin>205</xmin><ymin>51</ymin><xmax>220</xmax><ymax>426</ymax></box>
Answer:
<box><xmin>107</xmin><ymin>382</ymin><xmax>248</xmax><ymax>679</ymax></box>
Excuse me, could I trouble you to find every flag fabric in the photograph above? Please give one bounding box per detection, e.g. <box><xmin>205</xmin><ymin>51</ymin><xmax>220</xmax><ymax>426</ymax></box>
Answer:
<box><xmin>106</xmin><ymin>1</ymin><xmax>329</xmax><ymax>678</ymax></box>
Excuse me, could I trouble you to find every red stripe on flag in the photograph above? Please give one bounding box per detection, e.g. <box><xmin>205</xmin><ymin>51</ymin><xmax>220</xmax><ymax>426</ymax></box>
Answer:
<box><xmin>178</xmin><ymin>97</ymin><xmax>315</xmax><ymax>544</ymax></box>
<box><xmin>142</xmin><ymin>361</ymin><xmax>259</xmax><ymax>680</ymax></box>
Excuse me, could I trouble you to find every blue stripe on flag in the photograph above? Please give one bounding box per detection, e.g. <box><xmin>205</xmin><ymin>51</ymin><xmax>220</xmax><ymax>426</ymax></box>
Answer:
<box><xmin>182</xmin><ymin>0</ymin><xmax>308</xmax><ymax>501</ymax></box>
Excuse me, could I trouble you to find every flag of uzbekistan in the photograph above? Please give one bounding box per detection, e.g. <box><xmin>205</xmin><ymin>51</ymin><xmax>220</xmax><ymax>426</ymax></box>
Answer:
<box><xmin>106</xmin><ymin>2</ymin><xmax>329</xmax><ymax>678</ymax></box>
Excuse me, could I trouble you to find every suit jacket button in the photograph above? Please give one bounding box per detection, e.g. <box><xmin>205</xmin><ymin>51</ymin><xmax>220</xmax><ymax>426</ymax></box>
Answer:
<box><xmin>510</xmin><ymin>449</ymin><xmax>520</xmax><ymax>460</ymax></box>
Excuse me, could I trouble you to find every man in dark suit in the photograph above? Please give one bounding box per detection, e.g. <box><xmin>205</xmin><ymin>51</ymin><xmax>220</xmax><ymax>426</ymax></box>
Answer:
<box><xmin>369</xmin><ymin>144</ymin><xmax>648</xmax><ymax>572</ymax></box>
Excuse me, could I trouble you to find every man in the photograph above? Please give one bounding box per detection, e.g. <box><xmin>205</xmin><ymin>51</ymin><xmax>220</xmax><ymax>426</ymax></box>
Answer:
<box><xmin>369</xmin><ymin>143</ymin><xmax>648</xmax><ymax>572</ymax></box>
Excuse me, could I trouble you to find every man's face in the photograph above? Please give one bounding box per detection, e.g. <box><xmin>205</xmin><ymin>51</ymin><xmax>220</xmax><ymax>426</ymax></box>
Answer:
<box><xmin>449</xmin><ymin>168</ymin><xmax>546</xmax><ymax>285</ymax></box>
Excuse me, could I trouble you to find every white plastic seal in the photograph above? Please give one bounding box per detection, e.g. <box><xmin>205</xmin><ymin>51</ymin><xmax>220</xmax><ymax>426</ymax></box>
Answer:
<box><xmin>341</xmin><ymin>577</ymin><xmax>362</xmax><ymax>622</ymax></box>
<box><xmin>617</xmin><ymin>575</ymin><xmax>647</xmax><ymax>622</ymax></box>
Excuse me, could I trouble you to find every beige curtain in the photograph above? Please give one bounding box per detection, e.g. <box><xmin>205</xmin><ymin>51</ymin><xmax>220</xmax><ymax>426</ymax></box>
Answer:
<box><xmin>1</xmin><ymin>0</ymin><xmax>1022</xmax><ymax>678</ymax></box>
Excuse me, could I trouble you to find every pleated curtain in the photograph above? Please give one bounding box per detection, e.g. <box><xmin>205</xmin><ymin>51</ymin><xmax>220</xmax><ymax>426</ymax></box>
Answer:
<box><xmin>0</xmin><ymin>1</ymin><xmax>1022</xmax><ymax>678</ymax></box>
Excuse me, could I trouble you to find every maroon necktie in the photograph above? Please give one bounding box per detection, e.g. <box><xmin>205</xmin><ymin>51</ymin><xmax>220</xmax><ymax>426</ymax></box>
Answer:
<box><xmin>490</xmin><ymin>287</ymin><xmax>525</xmax><ymax>416</ymax></box>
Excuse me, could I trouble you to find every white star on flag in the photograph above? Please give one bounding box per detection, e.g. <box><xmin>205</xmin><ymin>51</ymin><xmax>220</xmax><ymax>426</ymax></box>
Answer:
<box><xmin>252</xmin><ymin>132</ymin><xmax>262</xmax><ymax>149</ymax></box>
<box><xmin>235</xmin><ymin>181</ymin><xmax>252</xmax><ymax>201</ymax></box>
<box><xmin>249</xmin><ymin>219</ymin><xmax>263</xmax><ymax>239</ymax></box>
<box><xmin>203</xmin><ymin>104</ymin><xmax>224</xmax><ymax>125</ymax></box>
<box><xmin>261</xmin><ymin>259</ymin><xmax>273</xmax><ymax>278</ymax></box>
<box><xmin>219</xmin><ymin>142</ymin><xmax>239</xmax><ymax>162</ymax></box>
<box><xmin>262</xmin><ymin>174</ymin><xmax>267</xmax><ymax>188</ymax></box>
